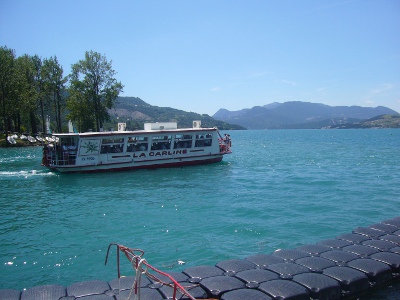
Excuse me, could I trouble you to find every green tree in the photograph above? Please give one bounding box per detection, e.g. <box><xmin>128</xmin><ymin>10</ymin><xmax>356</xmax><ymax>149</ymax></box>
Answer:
<box><xmin>68</xmin><ymin>51</ymin><xmax>123</xmax><ymax>132</ymax></box>
<box><xmin>42</xmin><ymin>56</ymin><xmax>67</xmax><ymax>133</ymax></box>
<box><xmin>67</xmin><ymin>80</ymin><xmax>94</xmax><ymax>132</ymax></box>
<box><xmin>31</xmin><ymin>54</ymin><xmax>44</xmax><ymax>133</ymax></box>
<box><xmin>14</xmin><ymin>54</ymin><xmax>41</xmax><ymax>133</ymax></box>
<box><xmin>0</xmin><ymin>46</ymin><xmax>16</xmax><ymax>136</ymax></box>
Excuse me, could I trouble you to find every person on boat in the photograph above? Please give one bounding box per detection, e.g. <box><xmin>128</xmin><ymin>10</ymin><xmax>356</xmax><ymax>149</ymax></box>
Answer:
<box><xmin>42</xmin><ymin>145</ymin><xmax>52</xmax><ymax>165</ymax></box>
<box><xmin>62</xmin><ymin>143</ymin><xmax>69</xmax><ymax>163</ymax></box>
<box><xmin>224</xmin><ymin>134</ymin><xmax>231</xmax><ymax>148</ymax></box>
<box><xmin>67</xmin><ymin>143</ymin><xmax>76</xmax><ymax>155</ymax></box>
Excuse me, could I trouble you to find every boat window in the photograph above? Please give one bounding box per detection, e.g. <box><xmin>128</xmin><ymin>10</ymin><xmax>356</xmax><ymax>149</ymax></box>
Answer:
<box><xmin>101</xmin><ymin>137</ymin><xmax>125</xmax><ymax>153</ymax></box>
<box><xmin>102</xmin><ymin>138</ymin><xmax>113</xmax><ymax>144</ymax></box>
<box><xmin>151</xmin><ymin>135</ymin><xmax>171</xmax><ymax>150</ymax></box>
<box><xmin>195</xmin><ymin>133</ymin><xmax>212</xmax><ymax>147</ymax></box>
<box><xmin>60</xmin><ymin>137</ymin><xmax>76</xmax><ymax>145</ymax></box>
<box><xmin>173</xmin><ymin>134</ymin><xmax>192</xmax><ymax>149</ymax></box>
<box><xmin>60</xmin><ymin>137</ymin><xmax>78</xmax><ymax>154</ymax></box>
<box><xmin>127</xmin><ymin>136</ymin><xmax>148</xmax><ymax>152</ymax></box>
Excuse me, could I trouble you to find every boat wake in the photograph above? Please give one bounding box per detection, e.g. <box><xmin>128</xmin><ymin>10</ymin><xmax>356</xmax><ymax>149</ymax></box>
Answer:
<box><xmin>0</xmin><ymin>170</ymin><xmax>55</xmax><ymax>178</ymax></box>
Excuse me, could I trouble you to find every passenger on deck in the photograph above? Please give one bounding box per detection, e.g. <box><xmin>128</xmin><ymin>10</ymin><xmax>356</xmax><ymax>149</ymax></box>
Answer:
<box><xmin>68</xmin><ymin>144</ymin><xmax>77</xmax><ymax>155</ymax></box>
<box><xmin>62</xmin><ymin>143</ymin><xmax>69</xmax><ymax>163</ymax></box>
<box><xmin>224</xmin><ymin>134</ymin><xmax>231</xmax><ymax>147</ymax></box>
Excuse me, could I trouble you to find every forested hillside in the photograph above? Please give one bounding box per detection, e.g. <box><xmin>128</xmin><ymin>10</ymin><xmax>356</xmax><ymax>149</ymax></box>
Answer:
<box><xmin>105</xmin><ymin>97</ymin><xmax>245</xmax><ymax>130</ymax></box>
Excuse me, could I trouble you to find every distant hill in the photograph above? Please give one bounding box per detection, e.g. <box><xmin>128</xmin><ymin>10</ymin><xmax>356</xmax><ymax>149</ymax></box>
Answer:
<box><xmin>213</xmin><ymin>101</ymin><xmax>399</xmax><ymax>129</ymax></box>
<box><xmin>105</xmin><ymin>97</ymin><xmax>246</xmax><ymax>130</ymax></box>
<box><xmin>326</xmin><ymin>114</ymin><xmax>400</xmax><ymax>129</ymax></box>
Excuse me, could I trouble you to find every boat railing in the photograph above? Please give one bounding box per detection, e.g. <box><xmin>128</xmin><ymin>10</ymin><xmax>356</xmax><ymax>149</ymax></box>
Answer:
<box><xmin>42</xmin><ymin>146</ymin><xmax>77</xmax><ymax>166</ymax></box>
<box><xmin>105</xmin><ymin>244</ymin><xmax>197</xmax><ymax>300</ymax></box>
<box><xmin>218</xmin><ymin>133</ymin><xmax>232</xmax><ymax>153</ymax></box>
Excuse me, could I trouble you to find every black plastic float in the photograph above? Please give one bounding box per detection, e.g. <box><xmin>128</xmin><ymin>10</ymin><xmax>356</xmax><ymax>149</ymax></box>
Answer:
<box><xmin>1</xmin><ymin>216</ymin><xmax>399</xmax><ymax>300</ymax></box>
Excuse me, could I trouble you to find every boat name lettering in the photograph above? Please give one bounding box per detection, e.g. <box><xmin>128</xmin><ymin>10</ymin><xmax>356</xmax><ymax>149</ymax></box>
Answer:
<box><xmin>81</xmin><ymin>157</ymin><xmax>95</xmax><ymax>161</ymax></box>
<box><xmin>132</xmin><ymin>149</ymin><xmax>187</xmax><ymax>158</ymax></box>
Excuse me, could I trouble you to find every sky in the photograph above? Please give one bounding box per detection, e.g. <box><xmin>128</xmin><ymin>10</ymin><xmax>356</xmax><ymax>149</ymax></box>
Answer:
<box><xmin>1</xmin><ymin>0</ymin><xmax>400</xmax><ymax>115</ymax></box>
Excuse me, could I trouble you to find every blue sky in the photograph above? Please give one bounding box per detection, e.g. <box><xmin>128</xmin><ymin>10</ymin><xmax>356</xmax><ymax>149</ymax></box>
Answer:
<box><xmin>1</xmin><ymin>0</ymin><xmax>399</xmax><ymax>115</ymax></box>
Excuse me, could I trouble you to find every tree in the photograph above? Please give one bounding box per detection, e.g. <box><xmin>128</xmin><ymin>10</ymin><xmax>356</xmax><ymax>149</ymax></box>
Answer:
<box><xmin>67</xmin><ymin>79</ymin><xmax>94</xmax><ymax>132</ymax></box>
<box><xmin>14</xmin><ymin>54</ymin><xmax>41</xmax><ymax>133</ymax></box>
<box><xmin>68</xmin><ymin>51</ymin><xmax>123</xmax><ymax>132</ymax></box>
<box><xmin>42</xmin><ymin>56</ymin><xmax>67</xmax><ymax>133</ymax></box>
<box><xmin>0</xmin><ymin>46</ymin><xmax>16</xmax><ymax>136</ymax></box>
<box><xmin>30</xmin><ymin>54</ymin><xmax>43</xmax><ymax>134</ymax></box>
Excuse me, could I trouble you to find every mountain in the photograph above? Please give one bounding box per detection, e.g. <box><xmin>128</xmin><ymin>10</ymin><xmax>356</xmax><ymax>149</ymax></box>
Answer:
<box><xmin>213</xmin><ymin>101</ymin><xmax>398</xmax><ymax>129</ymax></box>
<box><xmin>326</xmin><ymin>114</ymin><xmax>400</xmax><ymax>129</ymax></box>
<box><xmin>105</xmin><ymin>97</ymin><xmax>246</xmax><ymax>130</ymax></box>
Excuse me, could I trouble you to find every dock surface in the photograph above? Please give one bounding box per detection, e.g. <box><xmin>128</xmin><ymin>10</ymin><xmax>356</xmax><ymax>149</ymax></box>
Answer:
<box><xmin>1</xmin><ymin>217</ymin><xmax>400</xmax><ymax>299</ymax></box>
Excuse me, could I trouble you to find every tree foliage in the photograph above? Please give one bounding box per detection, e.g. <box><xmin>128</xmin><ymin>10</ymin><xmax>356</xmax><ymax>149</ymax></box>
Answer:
<box><xmin>14</xmin><ymin>54</ymin><xmax>44</xmax><ymax>133</ymax></box>
<box><xmin>42</xmin><ymin>56</ymin><xmax>67</xmax><ymax>133</ymax></box>
<box><xmin>68</xmin><ymin>51</ymin><xmax>123</xmax><ymax>132</ymax></box>
<box><xmin>0</xmin><ymin>46</ymin><xmax>16</xmax><ymax>137</ymax></box>
<box><xmin>0</xmin><ymin>47</ymin><xmax>70</xmax><ymax>135</ymax></box>
<box><xmin>0</xmin><ymin>47</ymin><xmax>123</xmax><ymax>135</ymax></box>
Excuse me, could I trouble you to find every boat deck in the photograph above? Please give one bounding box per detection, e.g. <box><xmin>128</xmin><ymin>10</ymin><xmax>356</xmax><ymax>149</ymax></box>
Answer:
<box><xmin>1</xmin><ymin>217</ymin><xmax>399</xmax><ymax>299</ymax></box>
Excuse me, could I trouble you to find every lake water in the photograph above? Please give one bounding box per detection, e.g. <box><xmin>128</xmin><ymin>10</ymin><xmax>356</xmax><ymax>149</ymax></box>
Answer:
<box><xmin>0</xmin><ymin>129</ymin><xmax>399</xmax><ymax>297</ymax></box>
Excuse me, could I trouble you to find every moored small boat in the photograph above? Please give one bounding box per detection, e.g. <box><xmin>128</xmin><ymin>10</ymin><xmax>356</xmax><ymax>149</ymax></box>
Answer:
<box><xmin>27</xmin><ymin>136</ymin><xmax>37</xmax><ymax>143</ymax></box>
<box><xmin>36</xmin><ymin>136</ymin><xmax>45</xmax><ymax>143</ymax></box>
<box><xmin>41</xmin><ymin>121</ymin><xmax>232</xmax><ymax>173</ymax></box>
<box><xmin>7</xmin><ymin>135</ymin><xmax>16</xmax><ymax>144</ymax></box>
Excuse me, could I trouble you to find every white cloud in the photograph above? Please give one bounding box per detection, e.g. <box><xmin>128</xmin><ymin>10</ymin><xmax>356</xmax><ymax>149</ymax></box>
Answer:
<box><xmin>210</xmin><ymin>87</ymin><xmax>222</xmax><ymax>92</ymax></box>
<box><xmin>251</xmin><ymin>72</ymin><xmax>269</xmax><ymax>78</ymax></box>
<box><xmin>371</xmin><ymin>83</ymin><xmax>394</xmax><ymax>94</ymax></box>
<box><xmin>281</xmin><ymin>79</ymin><xmax>297</xmax><ymax>87</ymax></box>
<box><xmin>365</xmin><ymin>100</ymin><xmax>375</xmax><ymax>106</ymax></box>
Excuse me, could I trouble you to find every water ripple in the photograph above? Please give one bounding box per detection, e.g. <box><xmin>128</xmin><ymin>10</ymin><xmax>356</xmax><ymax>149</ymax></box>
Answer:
<box><xmin>0</xmin><ymin>130</ymin><xmax>399</xmax><ymax>291</ymax></box>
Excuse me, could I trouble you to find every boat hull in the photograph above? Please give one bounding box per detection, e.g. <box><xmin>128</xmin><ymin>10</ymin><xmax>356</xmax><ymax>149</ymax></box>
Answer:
<box><xmin>46</xmin><ymin>154</ymin><xmax>224</xmax><ymax>173</ymax></box>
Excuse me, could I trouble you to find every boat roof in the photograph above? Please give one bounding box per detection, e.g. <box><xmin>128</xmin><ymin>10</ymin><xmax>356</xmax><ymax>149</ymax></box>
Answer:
<box><xmin>52</xmin><ymin>127</ymin><xmax>218</xmax><ymax>138</ymax></box>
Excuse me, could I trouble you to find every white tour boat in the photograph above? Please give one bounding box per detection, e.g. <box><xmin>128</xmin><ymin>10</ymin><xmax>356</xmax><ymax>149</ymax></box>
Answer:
<box><xmin>41</xmin><ymin>121</ymin><xmax>232</xmax><ymax>173</ymax></box>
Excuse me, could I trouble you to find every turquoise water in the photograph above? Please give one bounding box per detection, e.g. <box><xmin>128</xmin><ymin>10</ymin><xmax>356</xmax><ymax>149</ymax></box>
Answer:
<box><xmin>0</xmin><ymin>129</ymin><xmax>399</xmax><ymax>292</ymax></box>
